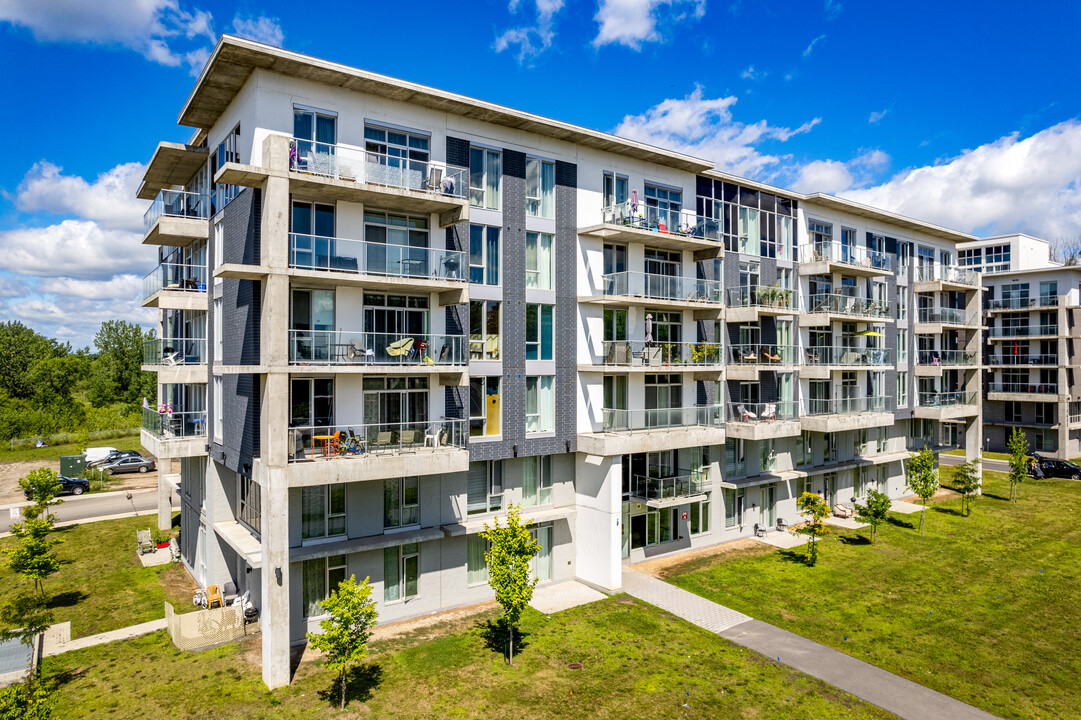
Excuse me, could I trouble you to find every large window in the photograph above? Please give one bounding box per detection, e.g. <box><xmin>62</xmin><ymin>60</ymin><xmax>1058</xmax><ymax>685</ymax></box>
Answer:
<box><xmin>689</xmin><ymin>492</ymin><xmax>710</xmax><ymax>535</ymax></box>
<box><xmin>467</xmin><ymin>461</ymin><xmax>503</xmax><ymax>515</ymax></box>
<box><xmin>469</xmin><ymin>147</ymin><xmax>502</xmax><ymax>210</ymax></box>
<box><xmin>384</xmin><ymin>544</ymin><xmax>419</xmax><ymax>602</ymax></box>
<box><xmin>469</xmin><ymin>376</ymin><xmax>501</xmax><ymax>437</ymax></box>
<box><xmin>293</xmin><ymin>107</ymin><xmax>337</xmax><ymax>158</ymax></box>
<box><xmin>525</xmin><ymin>304</ymin><xmax>554</xmax><ymax>360</ymax></box>
<box><xmin>384</xmin><ymin>477</ymin><xmax>419</xmax><ymax>529</ymax></box>
<box><xmin>302</xmin><ymin>485</ymin><xmax>346</xmax><ymax>540</ymax></box>
<box><xmin>467</xmin><ymin>535</ymin><xmax>488</xmax><ymax>585</ymax></box>
<box><xmin>723</xmin><ymin>487</ymin><xmax>741</xmax><ymax>529</ymax></box>
<box><xmin>525</xmin><ymin>376</ymin><xmax>555</xmax><ymax>433</ymax></box>
<box><xmin>212</xmin><ymin>376</ymin><xmax>223</xmax><ymax>443</ymax></box>
<box><xmin>526</xmin><ymin>157</ymin><xmax>555</xmax><ymax>218</ymax></box>
<box><xmin>897</xmin><ymin>372</ymin><xmax>908</xmax><ymax>407</ymax></box>
<box><xmin>303</xmin><ymin>555</ymin><xmax>347</xmax><ymax>617</ymax></box>
<box><xmin>364</xmin><ymin>124</ymin><xmax>429</xmax><ymax>185</ymax></box>
<box><xmin>469</xmin><ymin>300</ymin><xmax>501</xmax><ymax>360</ymax></box>
<box><xmin>526</xmin><ymin>232</ymin><xmax>554</xmax><ymax>290</ymax></box>
<box><xmin>645</xmin><ymin>183</ymin><xmax>681</xmax><ymax>231</ymax></box>
<box><xmin>522</xmin><ymin>456</ymin><xmax>553</xmax><ymax>507</ymax></box>
<box><xmin>602</xmin><ymin>171</ymin><xmax>628</xmax><ymax>208</ymax></box>
<box><xmin>238</xmin><ymin>475</ymin><xmax>260</xmax><ymax>534</ymax></box>
<box><xmin>469</xmin><ymin>224</ymin><xmax>500</xmax><ymax>285</ymax></box>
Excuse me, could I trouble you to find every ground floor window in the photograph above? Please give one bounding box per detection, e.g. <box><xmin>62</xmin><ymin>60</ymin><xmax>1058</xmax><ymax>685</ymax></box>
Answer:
<box><xmin>522</xmin><ymin>455</ymin><xmax>552</xmax><ymax>507</ymax></box>
<box><xmin>384</xmin><ymin>477</ymin><xmax>419</xmax><ymax>528</ymax></box>
<box><xmin>1035</xmin><ymin>429</ymin><xmax>1055</xmax><ymax>452</ymax></box>
<box><xmin>690</xmin><ymin>492</ymin><xmax>711</xmax><ymax>535</ymax></box>
<box><xmin>723</xmin><ymin>487</ymin><xmax>742</xmax><ymax>529</ymax></box>
<box><xmin>384</xmin><ymin>543</ymin><xmax>419</xmax><ymax>602</ymax></box>
<box><xmin>467</xmin><ymin>535</ymin><xmax>488</xmax><ymax>585</ymax></box>
<box><xmin>237</xmin><ymin>475</ymin><xmax>260</xmax><ymax>534</ymax></box>
<box><xmin>301</xmin><ymin>485</ymin><xmax>346</xmax><ymax>540</ymax></box>
<box><xmin>303</xmin><ymin>554</ymin><xmax>347</xmax><ymax>617</ymax></box>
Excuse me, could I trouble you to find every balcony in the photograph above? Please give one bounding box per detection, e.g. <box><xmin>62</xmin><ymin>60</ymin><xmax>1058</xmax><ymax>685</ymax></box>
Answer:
<box><xmin>986</xmin><ymin>324</ymin><xmax>1059</xmax><ymax>340</ymax></box>
<box><xmin>581</xmin><ymin>271</ymin><xmax>722</xmax><ymax>314</ymax></box>
<box><xmin>798</xmin><ymin>241</ymin><xmax>893</xmax><ymax>277</ymax></box>
<box><xmin>987</xmin><ymin>382</ymin><xmax>1060</xmax><ymax>401</ymax></box>
<box><xmin>578</xmin><ymin>405</ymin><xmax>725</xmax><ymax>456</ymax></box>
<box><xmin>726</xmin><ymin>401</ymin><xmax>800</xmax><ymax>440</ymax></box>
<box><xmin>579</xmin><ymin>201</ymin><xmax>723</xmax><ymax>254</ymax></box>
<box><xmin>986</xmin><ymin>353</ymin><xmax>1058</xmax><ymax>368</ymax></box>
<box><xmin>142</xmin><ymin>263</ymin><xmax>207</xmax><ymax>310</ymax></box>
<box><xmin>629</xmin><ymin>472</ymin><xmax>708</xmax><ymax>508</ymax></box>
<box><xmin>799</xmin><ymin>293</ymin><xmax>893</xmax><ymax>327</ymax></box>
<box><xmin>142</xmin><ymin>338</ymin><xmax>207</xmax><ymax>383</ymax></box>
<box><xmin>986</xmin><ymin>296</ymin><xmax>1058</xmax><ymax>312</ymax></box>
<box><xmin>580</xmin><ymin>341</ymin><xmax>723</xmax><ymax>375</ymax></box>
<box><xmin>287</xmin><ymin>418</ymin><xmax>469</xmax><ymax>485</ymax></box>
<box><xmin>142</xmin><ymin>190</ymin><xmax>209</xmax><ymax>247</ymax></box>
<box><xmin>914</xmin><ymin>307</ymin><xmax>978</xmax><ymax>330</ymax></box>
<box><xmin>913</xmin><ymin>391</ymin><xmax>979</xmax><ymax>420</ymax></box>
<box><xmin>914</xmin><ymin>349</ymin><xmax>978</xmax><ymax>376</ymax></box>
<box><xmin>141</xmin><ymin>407</ymin><xmax>207</xmax><ymax>458</ymax></box>
<box><xmin>289</xmin><ymin>330</ymin><xmax>466</xmax><ymax>381</ymax></box>
<box><xmin>801</xmin><ymin>396</ymin><xmax>894</xmax><ymax>433</ymax></box>
<box><xmin>801</xmin><ymin>346</ymin><xmax>891</xmax><ymax>379</ymax></box>
<box><xmin>913</xmin><ymin>265</ymin><xmax>979</xmax><ymax>291</ymax></box>
<box><xmin>725</xmin><ymin>286</ymin><xmax>795</xmax><ymax>322</ymax></box>
<box><xmin>214</xmin><ymin>136</ymin><xmax>469</xmax><ymax>228</ymax></box>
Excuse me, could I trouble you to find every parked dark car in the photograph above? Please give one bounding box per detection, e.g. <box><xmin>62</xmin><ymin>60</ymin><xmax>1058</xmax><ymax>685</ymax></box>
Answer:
<box><xmin>1032</xmin><ymin>458</ymin><xmax>1081</xmax><ymax>481</ymax></box>
<box><xmin>99</xmin><ymin>456</ymin><xmax>157</xmax><ymax>474</ymax></box>
<box><xmin>24</xmin><ymin>475</ymin><xmax>89</xmax><ymax>500</ymax></box>
<box><xmin>88</xmin><ymin>450</ymin><xmax>144</xmax><ymax>467</ymax></box>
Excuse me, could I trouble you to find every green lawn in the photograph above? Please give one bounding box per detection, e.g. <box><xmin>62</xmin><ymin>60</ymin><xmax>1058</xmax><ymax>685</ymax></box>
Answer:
<box><xmin>942</xmin><ymin>448</ymin><xmax>1011</xmax><ymax>461</ymax></box>
<box><xmin>42</xmin><ymin>597</ymin><xmax>896</xmax><ymax>720</ymax></box>
<box><xmin>0</xmin><ymin>514</ymin><xmax>194</xmax><ymax>638</ymax></box>
<box><xmin>0</xmin><ymin>433</ymin><xmax>144</xmax><ymax>466</ymax></box>
<box><xmin>664</xmin><ymin>470</ymin><xmax>1081</xmax><ymax>720</ymax></box>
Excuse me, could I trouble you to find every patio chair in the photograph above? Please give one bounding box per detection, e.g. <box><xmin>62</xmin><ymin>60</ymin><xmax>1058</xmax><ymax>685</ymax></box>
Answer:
<box><xmin>386</xmin><ymin>337</ymin><xmax>415</xmax><ymax>359</ymax></box>
<box><xmin>762</xmin><ymin>404</ymin><xmax>777</xmax><ymax>421</ymax></box>
<box><xmin>737</xmin><ymin>403</ymin><xmax>757</xmax><ymax>422</ymax></box>
<box><xmin>741</xmin><ymin>350</ymin><xmax>758</xmax><ymax>363</ymax></box>
<box><xmin>136</xmin><ymin>529</ymin><xmax>154</xmax><ymax>555</ymax></box>
<box><xmin>168</xmin><ymin>537</ymin><xmax>180</xmax><ymax>563</ymax></box>
<box><xmin>348</xmin><ymin>341</ymin><xmax>374</xmax><ymax>364</ymax></box>
<box><xmin>371</xmin><ymin>431</ymin><xmax>393</xmax><ymax>452</ymax></box>
<box><xmin>753</xmin><ymin>523</ymin><xmax>766</xmax><ymax>538</ymax></box>
<box><xmin>424</xmin><ymin>166</ymin><xmax>444</xmax><ymax>192</ymax></box>
<box><xmin>762</xmin><ymin>348</ymin><xmax>782</xmax><ymax>363</ymax></box>
<box><xmin>205</xmin><ymin>584</ymin><xmax>224</xmax><ymax>609</ymax></box>
<box><xmin>776</xmin><ymin>518</ymin><xmax>789</xmax><ymax>532</ymax></box>
<box><xmin>399</xmin><ymin>429</ymin><xmax>419</xmax><ymax>447</ymax></box>
<box><xmin>833</xmin><ymin>504</ymin><xmax>855</xmax><ymax>519</ymax></box>
<box><xmin>222</xmin><ymin>582</ymin><xmax>238</xmax><ymax>605</ymax></box>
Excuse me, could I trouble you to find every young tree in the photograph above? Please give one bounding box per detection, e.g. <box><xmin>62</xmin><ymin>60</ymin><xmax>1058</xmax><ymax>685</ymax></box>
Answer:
<box><xmin>1006</xmin><ymin>427</ymin><xmax>1031</xmax><ymax>503</ymax></box>
<box><xmin>4</xmin><ymin>469</ymin><xmax>64</xmax><ymax>599</ymax></box>
<box><xmin>952</xmin><ymin>459</ymin><xmax>982</xmax><ymax>516</ymax></box>
<box><xmin>481</xmin><ymin>505</ymin><xmax>540</xmax><ymax>665</ymax></box>
<box><xmin>855</xmin><ymin>489</ymin><xmax>892</xmax><ymax>545</ymax></box>
<box><xmin>305</xmin><ymin>575</ymin><xmax>379</xmax><ymax>711</ymax></box>
<box><xmin>795</xmin><ymin>492</ymin><xmax>830</xmax><ymax>566</ymax></box>
<box><xmin>906</xmin><ymin>447</ymin><xmax>940</xmax><ymax>535</ymax></box>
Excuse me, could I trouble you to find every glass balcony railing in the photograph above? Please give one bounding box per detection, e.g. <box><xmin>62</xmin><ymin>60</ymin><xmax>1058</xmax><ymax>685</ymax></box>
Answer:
<box><xmin>142</xmin><ymin>263</ymin><xmax>207</xmax><ymax>299</ymax></box>
<box><xmin>289</xmin><ymin>330</ymin><xmax>467</xmax><ymax>366</ymax></box>
<box><xmin>288</xmin><ymin>418</ymin><xmax>467</xmax><ymax>463</ymax></box>
<box><xmin>143</xmin><ymin>189</ymin><xmax>210</xmax><ymax>234</ymax></box>
<box><xmin>630</xmin><ymin>472</ymin><xmax>707</xmax><ymax>502</ymax></box>
<box><xmin>601</xmin><ymin>405</ymin><xmax>724</xmax><ymax>432</ymax></box>
<box><xmin>987</xmin><ymin>296</ymin><xmax>1058</xmax><ymax>311</ymax></box>
<box><xmin>726</xmin><ymin>344</ymin><xmax>797</xmax><ymax>366</ymax></box>
<box><xmin>600</xmin><ymin>341</ymin><xmax>723</xmax><ymax>366</ymax></box>
<box><xmin>805</xmin><ymin>396</ymin><xmax>893</xmax><ymax>416</ymax></box>
<box><xmin>987</xmin><ymin>383</ymin><xmax>1058</xmax><ymax>394</ymax></box>
<box><xmin>726</xmin><ymin>401</ymin><xmax>798</xmax><ymax>424</ymax></box>
<box><xmin>805</xmin><ymin>293</ymin><xmax>892</xmax><ymax>319</ymax></box>
<box><xmin>916</xmin><ymin>307</ymin><xmax>978</xmax><ymax>325</ymax></box>
<box><xmin>142</xmin><ymin>407</ymin><xmax>207</xmax><ymax>439</ymax></box>
<box><xmin>917</xmin><ymin>391</ymin><xmax>977</xmax><ymax>408</ymax></box>
<box><xmin>916</xmin><ymin>264</ymin><xmax>979</xmax><ymax>286</ymax></box>
<box><xmin>601</xmin><ymin>272</ymin><xmax>722</xmax><ymax>303</ymax></box>
<box><xmin>986</xmin><ymin>324</ymin><xmax>1058</xmax><ymax>338</ymax></box>
<box><xmin>143</xmin><ymin>338</ymin><xmax>206</xmax><ymax>365</ymax></box>
<box><xmin>725</xmin><ymin>286</ymin><xmax>796</xmax><ymax>311</ymax></box>
<box><xmin>986</xmin><ymin>353</ymin><xmax>1058</xmax><ymax>366</ymax></box>
<box><xmin>599</xmin><ymin>201</ymin><xmax>721</xmax><ymax>242</ymax></box>
<box><xmin>915</xmin><ymin>350</ymin><xmax>978</xmax><ymax>366</ymax></box>
<box><xmin>799</xmin><ymin>241</ymin><xmax>893</xmax><ymax>272</ymax></box>
<box><xmin>802</xmin><ymin>346</ymin><xmax>892</xmax><ymax>366</ymax></box>
<box><xmin>288</xmin><ymin>233</ymin><xmax>467</xmax><ymax>280</ymax></box>
<box><xmin>290</xmin><ymin>138</ymin><xmax>468</xmax><ymax>199</ymax></box>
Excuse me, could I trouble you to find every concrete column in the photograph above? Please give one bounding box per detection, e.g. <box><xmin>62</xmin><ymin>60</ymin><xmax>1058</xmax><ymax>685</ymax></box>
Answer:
<box><xmin>157</xmin><ymin>456</ymin><xmax>174</xmax><ymax>531</ymax></box>
<box><xmin>964</xmin><ymin>413</ymin><xmax>983</xmax><ymax>492</ymax></box>
<box><xmin>574</xmin><ymin>454</ymin><xmax>622</xmax><ymax>590</ymax></box>
<box><xmin>259</xmin><ymin>459</ymin><xmax>291</xmax><ymax>689</ymax></box>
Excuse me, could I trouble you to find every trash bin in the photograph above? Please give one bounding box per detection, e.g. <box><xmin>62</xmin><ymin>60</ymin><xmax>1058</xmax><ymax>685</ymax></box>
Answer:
<box><xmin>60</xmin><ymin>455</ymin><xmax>85</xmax><ymax>478</ymax></box>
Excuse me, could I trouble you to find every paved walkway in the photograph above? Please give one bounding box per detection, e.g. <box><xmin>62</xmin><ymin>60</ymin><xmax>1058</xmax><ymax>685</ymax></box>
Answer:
<box><xmin>621</xmin><ymin>567</ymin><xmax>998</xmax><ymax>720</ymax></box>
<box><xmin>42</xmin><ymin>619</ymin><xmax>167</xmax><ymax>658</ymax></box>
<box><xmin>755</xmin><ymin>530</ymin><xmax>814</xmax><ymax>549</ymax></box>
<box><xmin>530</xmin><ymin>580</ymin><xmax>607</xmax><ymax>614</ymax></box>
<box><xmin>824</xmin><ymin>515</ymin><xmax>868</xmax><ymax>529</ymax></box>
<box><xmin>890</xmin><ymin>500</ymin><xmax>925</xmax><ymax>514</ymax></box>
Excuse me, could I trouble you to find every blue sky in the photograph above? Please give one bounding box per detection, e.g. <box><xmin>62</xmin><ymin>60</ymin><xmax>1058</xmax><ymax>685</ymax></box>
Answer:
<box><xmin>1</xmin><ymin>0</ymin><xmax>1079</xmax><ymax>346</ymax></box>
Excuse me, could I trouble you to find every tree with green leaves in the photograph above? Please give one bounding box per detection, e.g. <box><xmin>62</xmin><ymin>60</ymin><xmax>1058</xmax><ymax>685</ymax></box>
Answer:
<box><xmin>906</xmin><ymin>446</ymin><xmax>939</xmax><ymax>535</ymax></box>
<box><xmin>87</xmin><ymin>320</ymin><xmax>155</xmax><ymax>407</ymax></box>
<box><xmin>482</xmin><ymin>505</ymin><xmax>540</xmax><ymax>665</ymax></box>
<box><xmin>795</xmin><ymin>492</ymin><xmax>830</xmax><ymax>566</ymax></box>
<box><xmin>5</xmin><ymin>469</ymin><xmax>65</xmax><ymax>599</ymax></box>
<box><xmin>953</xmin><ymin>459</ymin><xmax>982</xmax><ymax>516</ymax></box>
<box><xmin>305</xmin><ymin>575</ymin><xmax>379</xmax><ymax>711</ymax></box>
<box><xmin>1006</xmin><ymin>427</ymin><xmax>1031</xmax><ymax>503</ymax></box>
<box><xmin>855</xmin><ymin>489</ymin><xmax>892</xmax><ymax>545</ymax></box>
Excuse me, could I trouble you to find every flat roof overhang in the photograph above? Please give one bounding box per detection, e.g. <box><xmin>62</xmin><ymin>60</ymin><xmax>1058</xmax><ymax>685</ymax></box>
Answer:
<box><xmin>137</xmin><ymin>142</ymin><xmax>209</xmax><ymax>200</ymax></box>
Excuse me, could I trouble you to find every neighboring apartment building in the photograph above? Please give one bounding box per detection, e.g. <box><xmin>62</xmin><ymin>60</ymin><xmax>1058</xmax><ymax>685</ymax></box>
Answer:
<box><xmin>137</xmin><ymin>36</ymin><xmax>982</xmax><ymax>688</ymax></box>
<box><xmin>957</xmin><ymin>235</ymin><xmax>1081</xmax><ymax>458</ymax></box>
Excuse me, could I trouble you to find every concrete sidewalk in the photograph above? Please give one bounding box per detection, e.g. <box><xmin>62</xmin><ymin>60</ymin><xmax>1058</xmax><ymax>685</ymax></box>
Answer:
<box><xmin>42</xmin><ymin>619</ymin><xmax>166</xmax><ymax>657</ymax></box>
<box><xmin>622</xmin><ymin>568</ymin><xmax>999</xmax><ymax>720</ymax></box>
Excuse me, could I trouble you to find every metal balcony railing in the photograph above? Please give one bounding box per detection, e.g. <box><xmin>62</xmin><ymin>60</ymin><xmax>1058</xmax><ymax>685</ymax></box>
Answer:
<box><xmin>799</xmin><ymin>241</ymin><xmax>893</xmax><ymax>272</ymax></box>
<box><xmin>804</xmin><ymin>293</ymin><xmax>893</xmax><ymax>319</ymax></box>
<box><xmin>599</xmin><ymin>341</ymin><xmax>723</xmax><ymax>366</ymax></box>
<box><xmin>289</xmin><ymin>330</ymin><xmax>467</xmax><ymax>366</ymax></box>
<box><xmin>916</xmin><ymin>307</ymin><xmax>978</xmax><ymax>325</ymax></box>
<box><xmin>601</xmin><ymin>272</ymin><xmax>722</xmax><ymax>304</ymax></box>
<box><xmin>915</xmin><ymin>264</ymin><xmax>979</xmax><ymax>286</ymax></box>
<box><xmin>290</xmin><ymin>138</ymin><xmax>468</xmax><ymax>199</ymax></box>
<box><xmin>803</xmin><ymin>346</ymin><xmax>892</xmax><ymax>367</ymax></box>
<box><xmin>915</xmin><ymin>350</ymin><xmax>978</xmax><ymax>366</ymax></box>
<box><xmin>986</xmin><ymin>324</ymin><xmax>1058</xmax><ymax>338</ymax></box>
<box><xmin>142</xmin><ymin>407</ymin><xmax>207</xmax><ymax>439</ymax></box>
<box><xmin>143</xmin><ymin>338</ymin><xmax>206</xmax><ymax>365</ymax></box>
<box><xmin>725</xmin><ymin>286</ymin><xmax>796</xmax><ymax>311</ymax></box>
<box><xmin>726</xmin><ymin>344</ymin><xmax>797</xmax><ymax>366</ymax></box>
<box><xmin>726</xmin><ymin>401</ymin><xmax>798</xmax><ymax>424</ymax></box>
<box><xmin>142</xmin><ymin>263</ymin><xmax>207</xmax><ymax>299</ymax></box>
<box><xmin>630</xmin><ymin>472</ymin><xmax>707</xmax><ymax>502</ymax></box>
<box><xmin>805</xmin><ymin>396</ymin><xmax>893</xmax><ymax>416</ymax></box>
<box><xmin>288</xmin><ymin>418</ymin><xmax>467</xmax><ymax>463</ymax></box>
<box><xmin>599</xmin><ymin>201</ymin><xmax>721</xmax><ymax>242</ymax></box>
<box><xmin>143</xmin><ymin>189</ymin><xmax>209</xmax><ymax>234</ymax></box>
<box><xmin>987</xmin><ymin>383</ymin><xmax>1059</xmax><ymax>394</ymax></box>
<box><xmin>288</xmin><ymin>233</ymin><xmax>467</xmax><ymax>280</ymax></box>
<box><xmin>917</xmin><ymin>391</ymin><xmax>978</xmax><ymax>408</ymax></box>
<box><xmin>986</xmin><ymin>353</ymin><xmax>1058</xmax><ymax>366</ymax></box>
<box><xmin>987</xmin><ymin>296</ymin><xmax>1058</xmax><ymax>311</ymax></box>
<box><xmin>601</xmin><ymin>405</ymin><xmax>724</xmax><ymax>432</ymax></box>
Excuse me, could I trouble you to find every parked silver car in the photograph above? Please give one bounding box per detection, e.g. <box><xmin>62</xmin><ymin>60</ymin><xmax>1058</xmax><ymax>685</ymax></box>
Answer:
<box><xmin>99</xmin><ymin>456</ymin><xmax>157</xmax><ymax>474</ymax></box>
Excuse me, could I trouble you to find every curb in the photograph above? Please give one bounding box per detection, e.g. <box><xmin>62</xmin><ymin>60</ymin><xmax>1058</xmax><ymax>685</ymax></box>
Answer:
<box><xmin>0</xmin><ymin>487</ymin><xmax>158</xmax><ymax>512</ymax></box>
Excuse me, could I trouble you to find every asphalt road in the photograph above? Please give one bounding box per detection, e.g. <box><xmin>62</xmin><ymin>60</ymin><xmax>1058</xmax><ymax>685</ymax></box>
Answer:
<box><xmin>939</xmin><ymin>453</ymin><xmax>1010</xmax><ymax>473</ymax></box>
<box><xmin>0</xmin><ymin>489</ymin><xmax>177</xmax><ymax>535</ymax></box>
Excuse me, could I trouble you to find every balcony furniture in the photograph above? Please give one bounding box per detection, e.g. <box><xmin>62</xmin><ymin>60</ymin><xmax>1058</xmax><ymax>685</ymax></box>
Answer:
<box><xmin>833</xmin><ymin>504</ymin><xmax>855</xmax><ymax>519</ymax></box>
<box><xmin>386</xmin><ymin>337</ymin><xmax>415</xmax><ymax>358</ymax></box>
<box><xmin>805</xmin><ymin>348</ymin><xmax>820</xmax><ymax>364</ymax></box>
<box><xmin>424</xmin><ymin>166</ymin><xmax>443</xmax><ymax>192</ymax></box>
<box><xmin>441</xmin><ymin>253</ymin><xmax>461</xmax><ymax>278</ymax></box>
<box><xmin>371</xmin><ymin>431</ymin><xmax>393</xmax><ymax>452</ymax></box>
<box><xmin>313</xmin><ymin>434</ymin><xmax>335</xmax><ymax>458</ymax></box>
<box><xmin>399</xmin><ymin>429</ymin><xmax>421</xmax><ymax>447</ymax></box>
<box><xmin>136</xmin><ymin>529</ymin><xmax>154</xmax><ymax>555</ymax></box>
<box><xmin>169</xmin><ymin>538</ymin><xmax>180</xmax><ymax>563</ymax></box>
<box><xmin>737</xmin><ymin>404</ymin><xmax>756</xmax><ymax>422</ymax></box>
<box><xmin>205</xmin><ymin>584</ymin><xmax>224</xmax><ymax>610</ymax></box>
<box><xmin>762</xmin><ymin>348</ymin><xmax>782</xmax><ymax>363</ymax></box>
<box><xmin>776</xmin><ymin>518</ymin><xmax>789</xmax><ymax>532</ymax></box>
<box><xmin>753</xmin><ymin>523</ymin><xmax>766</xmax><ymax>538</ymax></box>
<box><xmin>347</xmin><ymin>341</ymin><xmax>374</xmax><ymax>363</ymax></box>
<box><xmin>762</xmin><ymin>404</ymin><xmax>777</xmax><ymax>422</ymax></box>
<box><xmin>740</xmin><ymin>351</ymin><xmax>757</xmax><ymax>363</ymax></box>
<box><xmin>424</xmin><ymin>424</ymin><xmax>441</xmax><ymax>448</ymax></box>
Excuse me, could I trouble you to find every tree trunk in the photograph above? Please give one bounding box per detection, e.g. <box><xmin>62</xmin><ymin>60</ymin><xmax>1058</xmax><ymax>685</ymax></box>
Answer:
<box><xmin>509</xmin><ymin>625</ymin><xmax>514</xmax><ymax>666</ymax></box>
<box><xmin>340</xmin><ymin>667</ymin><xmax>346</xmax><ymax>710</ymax></box>
<box><xmin>920</xmin><ymin>506</ymin><xmax>926</xmax><ymax>535</ymax></box>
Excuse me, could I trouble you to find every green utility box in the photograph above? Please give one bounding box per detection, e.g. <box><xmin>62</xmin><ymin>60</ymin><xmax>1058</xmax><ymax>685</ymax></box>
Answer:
<box><xmin>60</xmin><ymin>455</ymin><xmax>85</xmax><ymax>478</ymax></box>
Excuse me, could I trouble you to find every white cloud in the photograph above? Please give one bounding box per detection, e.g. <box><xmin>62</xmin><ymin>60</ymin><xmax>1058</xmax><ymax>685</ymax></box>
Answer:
<box><xmin>803</xmin><ymin>34</ymin><xmax>826</xmax><ymax>57</ymax></box>
<box><xmin>495</xmin><ymin>0</ymin><xmax>565</xmax><ymax>62</ymax></box>
<box><xmin>0</xmin><ymin>220</ymin><xmax>153</xmax><ymax>279</ymax></box>
<box><xmin>37</xmin><ymin>274</ymin><xmax>142</xmax><ymax>301</ymax></box>
<box><xmin>741</xmin><ymin>65</ymin><xmax>765</xmax><ymax>81</ymax></box>
<box><xmin>0</xmin><ymin>0</ymin><xmax>216</xmax><ymax>73</ymax></box>
<box><xmin>868</xmin><ymin>108</ymin><xmax>889</xmax><ymax>124</ymax></box>
<box><xmin>13</xmin><ymin>161</ymin><xmax>147</xmax><ymax>232</ymax></box>
<box><xmin>612</xmin><ymin>87</ymin><xmax>821</xmax><ymax>179</ymax></box>
<box><xmin>593</xmin><ymin>0</ymin><xmax>706</xmax><ymax>50</ymax></box>
<box><xmin>824</xmin><ymin>0</ymin><xmax>843</xmax><ymax>19</ymax></box>
<box><xmin>232</xmin><ymin>14</ymin><xmax>283</xmax><ymax>48</ymax></box>
<box><xmin>791</xmin><ymin>149</ymin><xmax>890</xmax><ymax>194</ymax></box>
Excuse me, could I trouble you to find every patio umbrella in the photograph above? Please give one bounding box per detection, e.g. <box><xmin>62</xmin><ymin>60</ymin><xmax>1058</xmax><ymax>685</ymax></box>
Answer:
<box><xmin>855</xmin><ymin>330</ymin><xmax>884</xmax><ymax>337</ymax></box>
<box><xmin>644</xmin><ymin>313</ymin><xmax>653</xmax><ymax>344</ymax></box>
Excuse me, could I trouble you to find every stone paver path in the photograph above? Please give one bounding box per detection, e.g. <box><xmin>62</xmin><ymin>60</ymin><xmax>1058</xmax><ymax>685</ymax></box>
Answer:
<box><xmin>622</xmin><ymin>567</ymin><xmax>999</xmax><ymax>720</ymax></box>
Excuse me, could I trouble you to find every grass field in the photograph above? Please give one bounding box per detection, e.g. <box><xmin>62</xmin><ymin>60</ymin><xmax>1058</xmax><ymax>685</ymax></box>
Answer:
<box><xmin>0</xmin><ymin>514</ymin><xmax>194</xmax><ymax>638</ymax></box>
<box><xmin>664</xmin><ymin>470</ymin><xmax>1081</xmax><ymax>720</ymax></box>
<box><xmin>42</xmin><ymin>597</ymin><xmax>896</xmax><ymax>720</ymax></box>
<box><xmin>0</xmin><ymin>433</ymin><xmax>144</xmax><ymax>466</ymax></box>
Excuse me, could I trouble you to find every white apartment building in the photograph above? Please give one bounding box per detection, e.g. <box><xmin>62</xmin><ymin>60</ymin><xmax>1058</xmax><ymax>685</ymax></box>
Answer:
<box><xmin>137</xmin><ymin>36</ymin><xmax>982</xmax><ymax>688</ymax></box>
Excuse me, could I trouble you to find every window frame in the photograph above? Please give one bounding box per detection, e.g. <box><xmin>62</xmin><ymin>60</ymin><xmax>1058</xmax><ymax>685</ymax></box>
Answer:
<box><xmin>522</xmin><ymin>455</ymin><xmax>553</xmax><ymax>507</ymax></box>
<box><xmin>384</xmin><ymin>477</ymin><xmax>420</xmax><ymax>529</ymax></box>
<box><xmin>525</xmin><ymin>231</ymin><xmax>554</xmax><ymax>290</ymax></box>
<box><xmin>301</xmin><ymin>485</ymin><xmax>347</xmax><ymax>541</ymax></box>
<box><xmin>303</xmin><ymin>554</ymin><xmax>347</xmax><ymax>617</ymax></box>
<box><xmin>525</xmin><ymin>375</ymin><xmax>555</xmax><ymax>434</ymax></box>
<box><xmin>469</xmin><ymin>376</ymin><xmax>501</xmax><ymax>437</ymax></box>
<box><xmin>383</xmin><ymin>544</ymin><xmax>419</xmax><ymax>603</ymax></box>
<box><xmin>467</xmin><ymin>460</ymin><xmax>504</xmax><ymax>515</ymax></box>
<box><xmin>525</xmin><ymin>304</ymin><xmax>554</xmax><ymax>360</ymax></box>
<box><xmin>237</xmin><ymin>475</ymin><xmax>261</xmax><ymax>534</ymax></box>
<box><xmin>469</xmin><ymin>147</ymin><xmax>502</xmax><ymax>210</ymax></box>
<box><xmin>469</xmin><ymin>224</ymin><xmax>501</xmax><ymax>285</ymax></box>
<box><xmin>525</xmin><ymin>157</ymin><xmax>555</xmax><ymax>218</ymax></box>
